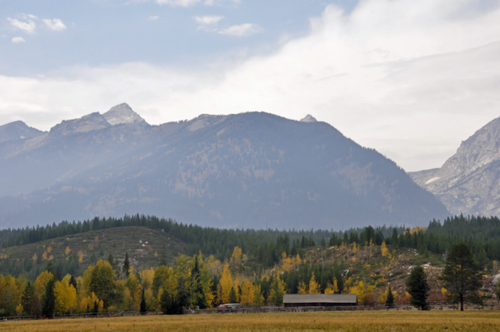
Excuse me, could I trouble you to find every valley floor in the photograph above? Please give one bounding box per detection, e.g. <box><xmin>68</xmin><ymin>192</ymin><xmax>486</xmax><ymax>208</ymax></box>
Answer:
<box><xmin>1</xmin><ymin>311</ymin><xmax>500</xmax><ymax>332</ymax></box>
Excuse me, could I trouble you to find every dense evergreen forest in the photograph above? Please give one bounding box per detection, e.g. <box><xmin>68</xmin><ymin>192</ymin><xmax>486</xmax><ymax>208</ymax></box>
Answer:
<box><xmin>2</xmin><ymin>214</ymin><xmax>500</xmax><ymax>317</ymax></box>
<box><xmin>1</xmin><ymin>214</ymin><xmax>500</xmax><ymax>278</ymax></box>
<box><xmin>0</xmin><ymin>214</ymin><xmax>400</xmax><ymax>264</ymax></box>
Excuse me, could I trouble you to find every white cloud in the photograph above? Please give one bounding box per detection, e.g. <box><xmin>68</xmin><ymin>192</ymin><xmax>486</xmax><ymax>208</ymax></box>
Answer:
<box><xmin>11</xmin><ymin>37</ymin><xmax>26</xmax><ymax>44</ymax></box>
<box><xmin>193</xmin><ymin>15</ymin><xmax>224</xmax><ymax>25</ymax></box>
<box><xmin>148</xmin><ymin>16</ymin><xmax>159</xmax><ymax>21</ymax></box>
<box><xmin>2</xmin><ymin>0</ymin><xmax>500</xmax><ymax>171</ymax></box>
<box><xmin>7</xmin><ymin>16</ymin><xmax>37</xmax><ymax>34</ymax></box>
<box><xmin>155</xmin><ymin>0</ymin><xmax>201</xmax><ymax>7</ymax></box>
<box><xmin>43</xmin><ymin>18</ymin><xmax>67</xmax><ymax>31</ymax></box>
<box><xmin>204</xmin><ymin>0</ymin><xmax>241</xmax><ymax>6</ymax></box>
<box><xmin>218</xmin><ymin>23</ymin><xmax>262</xmax><ymax>36</ymax></box>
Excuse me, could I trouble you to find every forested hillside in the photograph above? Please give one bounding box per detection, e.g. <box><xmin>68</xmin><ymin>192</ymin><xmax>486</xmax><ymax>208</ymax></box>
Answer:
<box><xmin>2</xmin><ymin>214</ymin><xmax>500</xmax><ymax>279</ymax></box>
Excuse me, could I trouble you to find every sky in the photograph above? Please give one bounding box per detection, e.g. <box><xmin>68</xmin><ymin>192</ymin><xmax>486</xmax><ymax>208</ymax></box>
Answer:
<box><xmin>1</xmin><ymin>0</ymin><xmax>500</xmax><ymax>172</ymax></box>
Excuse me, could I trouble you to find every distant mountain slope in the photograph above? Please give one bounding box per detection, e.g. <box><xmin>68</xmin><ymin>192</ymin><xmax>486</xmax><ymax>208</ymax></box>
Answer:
<box><xmin>0</xmin><ymin>104</ymin><xmax>448</xmax><ymax>229</ymax></box>
<box><xmin>410</xmin><ymin>116</ymin><xmax>500</xmax><ymax>216</ymax></box>
<box><xmin>0</xmin><ymin>120</ymin><xmax>44</xmax><ymax>144</ymax></box>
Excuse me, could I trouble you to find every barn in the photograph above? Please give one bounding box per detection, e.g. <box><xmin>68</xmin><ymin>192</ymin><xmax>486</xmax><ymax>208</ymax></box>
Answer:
<box><xmin>283</xmin><ymin>294</ymin><xmax>357</xmax><ymax>307</ymax></box>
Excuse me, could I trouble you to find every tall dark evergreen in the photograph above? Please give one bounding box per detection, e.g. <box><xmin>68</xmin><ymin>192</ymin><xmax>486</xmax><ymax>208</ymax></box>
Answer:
<box><xmin>191</xmin><ymin>255</ymin><xmax>207</xmax><ymax>309</ymax></box>
<box><xmin>386</xmin><ymin>287</ymin><xmax>395</xmax><ymax>307</ymax></box>
<box><xmin>69</xmin><ymin>275</ymin><xmax>78</xmax><ymax>291</ymax></box>
<box><xmin>160</xmin><ymin>291</ymin><xmax>177</xmax><ymax>315</ymax></box>
<box><xmin>42</xmin><ymin>277</ymin><xmax>57</xmax><ymax>318</ymax></box>
<box><xmin>122</xmin><ymin>252</ymin><xmax>130</xmax><ymax>278</ymax></box>
<box><xmin>140</xmin><ymin>289</ymin><xmax>147</xmax><ymax>314</ymax></box>
<box><xmin>175</xmin><ymin>277</ymin><xmax>188</xmax><ymax>314</ymax></box>
<box><xmin>21</xmin><ymin>281</ymin><xmax>35</xmax><ymax>315</ymax></box>
<box><xmin>406</xmin><ymin>266</ymin><xmax>430</xmax><ymax>310</ymax></box>
<box><xmin>107</xmin><ymin>254</ymin><xmax>115</xmax><ymax>269</ymax></box>
<box><xmin>439</xmin><ymin>243</ymin><xmax>482</xmax><ymax>311</ymax></box>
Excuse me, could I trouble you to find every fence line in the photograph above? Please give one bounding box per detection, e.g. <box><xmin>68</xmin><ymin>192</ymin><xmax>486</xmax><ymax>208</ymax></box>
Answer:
<box><xmin>1</xmin><ymin>304</ymin><xmax>493</xmax><ymax>322</ymax></box>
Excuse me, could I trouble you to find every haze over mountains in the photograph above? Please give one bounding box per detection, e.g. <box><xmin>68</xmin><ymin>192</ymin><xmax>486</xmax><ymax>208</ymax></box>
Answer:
<box><xmin>0</xmin><ymin>103</ymin><xmax>448</xmax><ymax>229</ymax></box>
<box><xmin>411</xmin><ymin>116</ymin><xmax>500</xmax><ymax>217</ymax></box>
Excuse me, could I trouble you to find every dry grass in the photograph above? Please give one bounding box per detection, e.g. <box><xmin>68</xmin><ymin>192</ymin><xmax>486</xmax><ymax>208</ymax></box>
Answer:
<box><xmin>1</xmin><ymin>311</ymin><xmax>499</xmax><ymax>332</ymax></box>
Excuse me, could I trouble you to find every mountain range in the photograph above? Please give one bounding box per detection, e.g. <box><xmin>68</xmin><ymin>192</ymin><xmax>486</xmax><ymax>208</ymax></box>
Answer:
<box><xmin>410</xmin><ymin>115</ymin><xmax>500</xmax><ymax>217</ymax></box>
<box><xmin>0</xmin><ymin>103</ymin><xmax>449</xmax><ymax>229</ymax></box>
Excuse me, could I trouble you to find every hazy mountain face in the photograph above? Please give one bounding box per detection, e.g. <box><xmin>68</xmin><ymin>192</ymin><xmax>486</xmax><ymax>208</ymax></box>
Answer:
<box><xmin>0</xmin><ymin>104</ymin><xmax>448</xmax><ymax>229</ymax></box>
<box><xmin>410</xmin><ymin>116</ymin><xmax>500</xmax><ymax>216</ymax></box>
<box><xmin>0</xmin><ymin>121</ymin><xmax>45</xmax><ymax>144</ymax></box>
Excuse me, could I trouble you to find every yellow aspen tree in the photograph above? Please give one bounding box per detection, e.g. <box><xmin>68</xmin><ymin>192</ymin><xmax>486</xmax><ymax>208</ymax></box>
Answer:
<box><xmin>297</xmin><ymin>281</ymin><xmax>308</xmax><ymax>294</ymax></box>
<box><xmin>343</xmin><ymin>277</ymin><xmax>353</xmax><ymax>294</ymax></box>
<box><xmin>65</xmin><ymin>246</ymin><xmax>71</xmax><ymax>255</ymax></box>
<box><xmin>281</xmin><ymin>252</ymin><xmax>294</xmax><ymax>272</ymax></box>
<box><xmin>377</xmin><ymin>288</ymin><xmax>388</xmax><ymax>305</ymax></box>
<box><xmin>295</xmin><ymin>254</ymin><xmax>302</xmax><ymax>266</ymax></box>
<box><xmin>219</xmin><ymin>263</ymin><xmax>233</xmax><ymax>303</ymax></box>
<box><xmin>254</xmin><ymin>284</ymin><xmax>264</xmax><ymax>306</ymax></box>
<box><xmin>230</xmin><ymin>246</ymin><xmax>242</xmax><ymax>263</ymax></box>
<box><xmin>34</xmin><ymin>271</ymin><xmax>54</xmax><ymax>302</ymax></box>
<box><xmin>239</xmin><ymin>279</ymin><xmax>255</xmax><ymax>306</ymax></box>
<box><xmin>139</xmin><ymin>268</ymin><xmax>155</xmax><ymax>290</ymax></box>
<box><xmin>125</xmin><ymin>273</ymin><xmax>141</xmax><ymax>311</ymax></box>
<box><xmin>77</xmin><ymin>251</ymin><xmax>85</xmax><ymax>264</ymax></box>
<box><xmin>324</xmin><ymin>278</ymin><xmax>339</xmax><ymax>294</ymax></box>
<box><xmin>381</xmin><ymin>241</ymin><xmax>391</xmax><ymax>259</ymax></box>
<box><xmin>144</xmin><ymin>288</ymin><xmax>155</xmax><ymax>310</ymax></box>
<box><xmin>0</xmin><ymin>275</ymin><xmax>20</xmax><ymax>316</ymax></box>
<box><xmin>216</xmin><ymin>283</ymin><xmax>223</xmax><ymax>305</ymax></box>
<box><xmin>79</xmin><ymin>292</ymin><xmax>102</xmax><ymax>312</ymax></box>
<box><xmin>308</xmin><ymin>273</ymin><xmax>321</xmax><ymax>294</ymax></box>
<box><xmin>349</xmin><ymin>281</ymin><xmax>366</xmax><ymax>304</ymax></box>
<box><xmin>54</xmin><ymin>280</ymin><xmax>77</xmax><ymax>314</ymax></box>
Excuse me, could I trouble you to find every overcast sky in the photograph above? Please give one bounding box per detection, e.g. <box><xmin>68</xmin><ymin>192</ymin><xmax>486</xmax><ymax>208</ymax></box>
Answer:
<box><xmin>1</xmin><ymin>0</ymin><xmax>500</xmax><ymax>172</ymax></box>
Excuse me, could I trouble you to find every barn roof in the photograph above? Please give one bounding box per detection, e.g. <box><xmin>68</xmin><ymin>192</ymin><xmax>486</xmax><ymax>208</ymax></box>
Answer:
<box><xmin>283</xmin><ymin>294</ymin><xmax>357</xmax><ymax>304</ymax></box>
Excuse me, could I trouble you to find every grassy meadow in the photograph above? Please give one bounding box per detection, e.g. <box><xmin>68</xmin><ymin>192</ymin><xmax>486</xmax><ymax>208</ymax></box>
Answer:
<box><xmin>1</xmin><ymin>311</ymin><xmax>500</xmax><ymax>332</ymax></box>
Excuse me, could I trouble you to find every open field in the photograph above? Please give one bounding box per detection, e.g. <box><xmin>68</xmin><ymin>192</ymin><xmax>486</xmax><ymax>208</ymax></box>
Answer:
<box><xmin>2</xmin><ymin>311</ymin><xmax>500</xmax><ymax>332</ymax></box>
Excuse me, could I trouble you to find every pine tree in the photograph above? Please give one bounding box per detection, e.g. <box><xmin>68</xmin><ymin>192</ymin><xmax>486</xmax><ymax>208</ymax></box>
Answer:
<box><xmin>191</xmin><ymin>255</ymin><xmax>207</xmax><ymax>309</ymax></box>
<box><xmin>175</xmin><ymin>276</ymin><xmax>188</xmax><ymax>314</ymax></box>
<box><xmin>69</xmin><ymin>275</ymin><xmax>78</xmax><ymax>292</ymax></box>
<box><xmin>386</xmin><ymin>287</ymin><xmax>395</xmax><ymax>307</ymax></box>
<box><xmin>439</xmin><ymin>243</ymin><xmax>482</xmax><ymax>311</ymax></box>
<box><xmin>160</xmin><ymin>290</ymin><xmax>176</xmax><ymax>314</ymax></box>
<box><xmin>406</xmin><ymin>266</ymin><xmax>430</xmax><ymax>310</ymax></box>
<box><xmin>21</xmin><ymin>281</ymin><xmax>35</xmax><ymax>315</ymax></box>
<box><xmin>107</xmin><ymin>253</ymin><xmax>115</xmax><ymax>269</ymax></box>
<box><xmin>42</xmin><ymin>277</ymin><xmax>57</xmax><ymax>318</ymax></box>
<box><xmin>123</xmin><ymin>252</ymin><xmax>130</xmax><ymax>278</ymax></box>
<box><xmin>140</xmin><ymin>289</ymin><xmax>147</xmax><ymax>314</ymax></box>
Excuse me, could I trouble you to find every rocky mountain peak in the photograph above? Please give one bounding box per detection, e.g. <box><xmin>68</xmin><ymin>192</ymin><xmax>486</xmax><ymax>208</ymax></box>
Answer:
<box><xmin>410</xmin><ymin>115</ymin><xmax>500</xmax><ymax>216</ymax></box>
<box><xmin>300</xmin><ymin>114</ymin><xmax>317</xmax><ymax>123</ymax></box>
<box><xmin>444</xmin><ymin>116</ymin><xmax>500</xmax><ymax>174</ymax></box>
<box><xmin>50</xmin><ymin>112</ymin><xmax>110</xmax><ymax>136</ymax></box>
<box><xmin>103</xmin><ymin>103</ymin><xmax>147</xmax><ymax>126</ymax></box>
